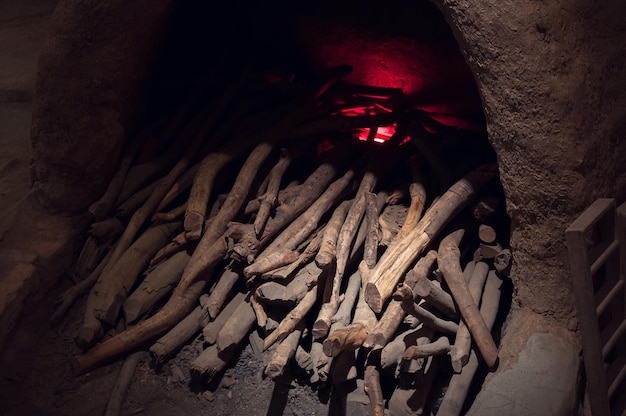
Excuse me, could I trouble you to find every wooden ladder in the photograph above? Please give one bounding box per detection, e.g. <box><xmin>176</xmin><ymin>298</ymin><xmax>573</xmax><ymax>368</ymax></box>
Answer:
<box><xmin>566</xmin><ymin>198</ymin><xmax>626</xmax><ymax>416</ymax></box>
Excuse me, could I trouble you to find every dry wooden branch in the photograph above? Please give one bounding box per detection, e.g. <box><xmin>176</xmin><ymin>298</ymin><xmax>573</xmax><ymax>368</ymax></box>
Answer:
<box><xmin>263</xmin><ymin>282</ymin><xmax>319</xmax><ymax>350</ymax></box>
<box><xmin>123</xmin><ymin>251</ymin><xmax>190</xmax><ymax>324</ymax></box>
<box><xmin>255</xmin><ymin>266</ymin><xmax>314</xmax><ymax>306</ymax></box>
<box><xmin>364</xmin><ymin>363</ymin><xmax>385</xmax><ymax>416</ymax></box>
<box><xmin>155</xmin><ymin>162</ymin><xmax>200</xmax><ymax>214</ymax></box>
<box><xmin>149</xmin><ymin>302</ymin><xmax>204</xmax><ymax>366</ymax></box>
<box><xmin>315</xmin><ymin>199</ymin><xmax>352</xmax><ymax>268</ymax></box>
<box><xmin>380</xmin><ymin>327</ymin><xmax>432</xmax><ymax>373</ymax></box>
<box><xmin>257</xmin><ymin>165</ymin><xmax>356</xmax><ymax>265</ymax></box>
<box><xmin>438</xmin><ymin>230</ymin><xmax>498</xmax><ymax>370</ymax></box>
<box><xmin>364</xmin><ymin>251</ymin><xmax>438</xmax><ymax>350</ymax></box>
<box><xmin>205</xmin><ymin>265</ymin><xmax>241</xmax><ymax>319</ymax></box>
<box><xmin>388</xmin><ymin>352</ymin><xmax>438</xmax><ymax>416</ymax></box>
<box><xmin>202</xmin><ymin>292</ymin><xmax>246</xmax><ymax>345</ymax></box>
<box><xmin>402</xmin><ymin>336</ymin><xmax>451</xmax><ymax>361</ymax></box>
<box><xmin>396</xmin><ymin>285</ymin><xmax>459</xmax><ymax>335</ymax></box>
<box><xmin>243</xmin><ymin>249</ymin><xmax>299</xmax><ymax>280</ymax></box>
<box><xmin>437</xmin><ymin>270</ymin><xmax>503</xmax><ymax>416</ymax></box>
<box><xmin>364</xmin><ymin>164</ymin><xmax>497</xmax><ymax>313</ymax></box>
<box><xmin>92</xmin><ymin>222</ymin><xmax>181</xmax><ymax>326</ymax></box>
<box><xmin>104</xmin><ymin>351</ymin><xmax>144</xmax><ymax>416</ymax></box>
<box><xmin>152</xmin><ymin>203</ymin><xmax>187</xmax><ymax>222</ymax></box>
<box><xmin>394</xmin><ymin>182</ymin><xmax>427</xmax><ymax>243</ymax></box>
<box><xmin>232</xmin><ymin>161</ymin><xmax>340</xmax><ymax>262</ymax></box>
<box><xmin>314</xmin><ymin>166</ymin><xmax>376</xmax><ymax>337</ymax></box>
<box><xmin>261</xmin><ymin>225</ymin><xmax>326</xmax><ymax>280</ymax></box>
<box><xmin>115</xmin><ymin>180</ymin><xmax>158</xmax><ymax>221</ymax></box>
<box><xmin>149</xmin><ymin>231</ymin><xmax>188</xmax><ymax>267</ymax></box>
<box><xmin>450</xmin><ymin>261</ymin><xmax>489</xmax><ymax>373</ymax></box>
<box><xmin>364</xmin><ymin>191</ymin><xmax>380</xmax><ymax>268</ymax></box>
<box><xmin>216</xmin><ymin>297</ymin><xmax>256</xmax><ymax>354</ymax></box>
<box><xmin>265</xmin><ymin>322</ymin><xmax>304</xmax><ymax>380</ymax></box>
<box><xmin>254</xmin><ymin>148</ymin><xmax>293</xmax><ymax>236</ymax></box>
<box><xmin>379</xmin><ymin>204</ymin><xmax>408</xmax><ymax>246</ymax></box>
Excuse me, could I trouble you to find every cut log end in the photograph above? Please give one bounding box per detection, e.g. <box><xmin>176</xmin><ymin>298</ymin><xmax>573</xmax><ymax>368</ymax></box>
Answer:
<box><xmin>364</xmin><ymin>283</ymin><xmax>383</xmax><ymax>313</ymax></box>
<box><xmin>74</xmin><ymin>325</ymin><xmax>102</xmax><ymax>350</ymax></box>
<box><xmin>184</xmin><ymin>212</ymin><xmax>204</xmax><ymax>241</ymax></box>
<box><xmin>312</xmin><ymin>320</ymin><xmax>331</xmax><ymax>340</ymax></box>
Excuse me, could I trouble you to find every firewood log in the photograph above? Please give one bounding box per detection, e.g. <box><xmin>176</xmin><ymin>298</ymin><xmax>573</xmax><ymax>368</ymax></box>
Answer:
<box><xmin>204</xmin><ymin>265</ymin><xmax>241</xmax><ymax>319</ymax></box>
<box><xmin>104</xmin><ymin>351</ymin><xmax>144</xmax><ymax>416</ymax></box>
<box><xmin>254</xmin><ymin>148</ymin><xmax>293</xmax><ymax>236</ymax></box>
<box><xmin>363</xmin><ymin>191</ymin><xmax>381</xmax><ymax>268</ymax></box>
<box><xmin>73</xmin><ymin>235</ymin><xmax>109</xmax><ymax>283</ymax></box>
<box><xmin>216</xmin><ymin>297</ymin><xmax>256</xmax><ymax>354</ymax></box>
<box><xmin>396</xmin><ymin>285</ymin><xmax>459</xmax><ymax>335</ymax></box>
<box><xmin>149</xmin><ymin>231</ymin><xmax>188</xmax><ymax>267</ymax></box>
<box><xmin>264</xmin><ymin>322</ymin><xmax>305</xmax><ymax>380</ymax></box>
<box><xmin>149</xmin><ymin>301</ymin><xmax>205</xmax><ymax>366</ymax></box>
<box><xmin>401</xmin><ymin>336</ymin><xmax>451</xmax><ymax>361</ymax></box>
<box><xmin>450</xmin><ymin>261</ymin><xmax>489</xmax><ymax>372</ymax></box>
<box><xmin>437</xmin><ymin>270</ymin><xmax>503</xmax><ymax>415</ymax></box>
<box><xmin>364</xmin><ymin>251</ymin><xmax>438</xmax><ymax>350</ymax></box>
<box><xmin>202</xmin><ymin>292</ymin><xmax>246</xmax><ymax>345</ymax></box>
<box><xmin>364</xmin><ymin>163</ymin><xmax>497</xmax><ymax>313</ymax></box>
<box><xmin>378</xmin><ymin>204</ymin><xmax>408</xmax><ymax>246</ymax></box>
<box><xmin>115</xmin><ymin>180</ymin><xmax>158</xmax><ymax>221</ymax></box>
<box><xmin>89</xmin><ymin>218</ymin><xmax>124</xmax><ymax>244</ymax></box>
<box><xmin>255</xmin><ymin>265</ymin><xmax>315</xmax><ymax>306</ymax></box>
<box><xmin>189</xmin><ymin>344</ymin><xmax>233</xmax><ymax>385</ymax></box>
<box><xmin>438</xmin><ymin>230</ymin><xmax>498</xmax><ymax>370</ymax></box>
<box><xmin>91</xmin><ymin>222</ymin><xmax>181</xmax><ymax>327</ymax></box>
<box><xmin>261</xmin><ymin>224</ymin><xmax>325</xmax><ymax>280</ymax></box>
<box><xmin>411</xmin><ymin>277</ymin><xmax>458</xmax><ymax>320</ymax></box>
<box><xmin>315</xmin><ymin>199</ymin><xmax>352</xmax><ymax>268</ymax></box>
<box><xmin>364</xmin><ymin>360</ymin><xmax>385</xmax><ymax>416</ymax></box>
<box><xmin>123</xmin><ymin>250</ymin><xmax>190</xmax><ymax>324</ymax></box>
<box><xmin>478</xmin><ymin>224</ymin><xmax>497</xmax><ymax>244</ymax></box>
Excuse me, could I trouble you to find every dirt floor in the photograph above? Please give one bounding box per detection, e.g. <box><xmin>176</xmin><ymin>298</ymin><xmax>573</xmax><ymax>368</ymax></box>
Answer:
<box><xmin>0</xmin><ymin>288</ymin><xmax>332</xmax><ymax>416</ymax></box>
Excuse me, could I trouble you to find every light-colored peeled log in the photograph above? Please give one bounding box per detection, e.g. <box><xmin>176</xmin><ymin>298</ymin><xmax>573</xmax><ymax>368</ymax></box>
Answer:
<box><xmin>216</xmin><ymin>297</ymin><xmax>256</xmax><ymax>354</ymax></box>
<box><xmin>149</xmin><ymin>302</ymin><xmax>204</xmax><ymax>366</ymax></box>
<box><xmin>265</xmin><ymin>322</ymin><xmax>304</xmax><ymax>380</ymax></box>
<box><xmin>438</xmin><ymin>230</ymin><xmax>499</xmax><ymax>370</ymax></box>
<box><xmin>437</xmin><ymin>270</ymin><xmax>503</xmax><ymax>416</ymax></box>
<box><xmin>123</xmin><ymin>250</ymin><xmax>190</xmax><ymax>324</ymax></box>
<box><xmin>257</xmin><ymin>166</ymin><xmax>356</xmax><ymax>264</ymax></box>
<box><xmin>92</xmin><ymin>222</ymin><xmax>181</xmax><ymax>326</ymax></box>
<box><xmin>315</xmin><ymin>199</ymin><xmax>352</xmax><ymax>268</ymax></box>
<box><xmin>478</xmin><ymin>224</ymin><xmax>497</xmax><ymax>244</ymax></box>
<box><xmin>450</xmin><ymin>261</ymin><xmax>489</xmax><ymax>372</ymax></box>
<box><xmin>364</xmin><ymin>251</ymin><xmax>437</xmax><ymax>350</ymax></box>
<box><xmin>314</xmin><ymin>167</ymin><xmax>376</xmax><ymax>338</ymax></box>
<box><xmin>323</xmin><ymin>263</ymin><xmax>378</xmax><ymax>357</ymax></box>
<box><xmin>364</xmin><ymin>164</ymin><xmax>497</xmax><ymax>313</ymax></box>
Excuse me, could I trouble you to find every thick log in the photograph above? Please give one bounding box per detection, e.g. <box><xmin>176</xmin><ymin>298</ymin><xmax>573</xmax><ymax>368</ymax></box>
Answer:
<box><xmin>364</xmin><ymin>251</ymin><xmax>438</xmax><ymax>350</ymax></box>
<box><xmin>450</xmin><ymin>261</ymin><xmax>489</xmax><ymax>372</ymax></box>
<box><xmin>255</xmin><ymin>266</ymin><xmax>315</xmax><ymax>306</ymax></box>
<box><xmin>412</xmin><ymin>277</ymin><xmax>458</xmax><ymax>320</ymax></box>
<box><xmin>123</xmin><ymin>250</ymin><xmax>190</xmax><ymax>324</ymax></box>
<box><xmin>364</xmin><ymin>164</ymin><xmax>497</xmax><ymax>313</ymax></box>
<box><xmin>92</xmin><ymin>222</ymin><xmax>181</xmax><ymax>326</ymax></box>
<box><xmin>149</xmin><ymin>302</ymin><xmax>204</xmax><ymax>366</ymax></box>
<box><xmin>216</xmin><ymin>297</ymin><xmax>256</xmax><ymax>353</ymax></box>
<box><xmin>437</xmin><ymin>270</ymin><xmax>503</xmax><ymax>416</ymax></box>
<box><xmin>380</xmin><ymin>327</ymin><xmax>433</xmax><ymax>373</ymax></box>
<box><xmin>202</xmin><ymin>292</ymin><xmax>246</xmax><ymax>345</ymax></box>
<box><xmin>478</xmin><ymin>224</ymin><xmax>497</xmax><ymax>244</ymax></box>
<box><xmin>190</xmin><ymin>344</ymin><xmax>234</xmax><ymax>385</ymax></box>
<box><xmin>438</xmin><ymin>230</ymin><xmax>499</xmax><ymax>370</ymax></box>
<box><xmin>205</xmin><ymin>265</ymin><xmax>241</xmax><ymax>319</ymax></box>
<box><xmin>149</xmin><ymin>231</ymin><xmax>188</xmax><ymax>267</ymax></box>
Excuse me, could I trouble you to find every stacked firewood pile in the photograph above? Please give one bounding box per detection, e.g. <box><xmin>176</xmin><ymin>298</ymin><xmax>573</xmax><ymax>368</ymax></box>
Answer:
<box><xmin>53</xmin><ymin>66</ymin><xmax>512</xmax><ymax>415</ymax></box>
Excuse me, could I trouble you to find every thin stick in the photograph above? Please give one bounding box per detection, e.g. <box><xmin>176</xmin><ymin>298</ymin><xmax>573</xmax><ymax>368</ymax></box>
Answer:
<box><xmin>264</xmin><ymin>322</ymin><xmax>304</xmax><ymax>380</ymax></box>
<box><xmin>254</xmin><ymin>148</ymin><xmax>293</xmax><ymax>236</ymax></box>
<box><xmin>104</xmin><ymin>351</ymin><xmax>143</xmax><ymax>416</ymax></box>
<box><xmin>315</xmin><ymin>199</ymin><xmax>352</xmax><ymax>268</ymax></box>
